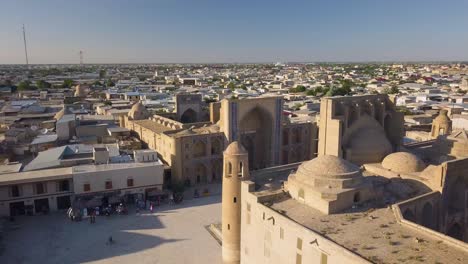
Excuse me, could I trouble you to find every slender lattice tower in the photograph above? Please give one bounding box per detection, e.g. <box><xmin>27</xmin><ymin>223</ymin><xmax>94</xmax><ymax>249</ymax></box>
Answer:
<box><xmin>79</xmin><ymin>50</ymin><xmax>84</xmax><ymax>66</ymax></box>
<box><xmin>222</xmin><ymin>141</ymin><xmax>249</xmax><ymax>264</ymax></box>
<box><xmin>22</xmin><ymin>24</ymin><xmax>29</xmax><ymax>66</ymax></box>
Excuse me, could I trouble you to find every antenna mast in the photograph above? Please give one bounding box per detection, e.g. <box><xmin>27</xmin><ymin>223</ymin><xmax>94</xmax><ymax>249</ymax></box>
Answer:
<box><xmin>79</xmin><ymin>50</ymin><xmax>84</xmax><ymax>66</ymax></box>
<box><xmin>22</xmin><ymin>24</ymin><xmax>29</xmax><ymax>65</ymax></box>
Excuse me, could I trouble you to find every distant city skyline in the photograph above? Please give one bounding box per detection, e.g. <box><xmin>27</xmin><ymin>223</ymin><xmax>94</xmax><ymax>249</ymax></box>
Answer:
<box><xmin>1</xmin><ymin>0</ymin><xmax>468</xmax><ymax>64</ymax></box>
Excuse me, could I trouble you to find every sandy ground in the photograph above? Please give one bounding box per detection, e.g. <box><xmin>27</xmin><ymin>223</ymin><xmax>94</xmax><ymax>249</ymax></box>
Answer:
<box><xmin>0</xmin><ymin>195</ymin><xmax>222</xmax><ymax>264</ymax></box>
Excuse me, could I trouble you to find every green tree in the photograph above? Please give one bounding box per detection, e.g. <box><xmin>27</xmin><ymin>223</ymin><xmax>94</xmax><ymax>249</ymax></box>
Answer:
<box><xmin>325</xmin><ymin>86</ymin><xmax>350</xmax><ymax>97</ymax></box>
<box><xmin>106</xmin><ymin>79</ymin><xmax>115</xmax><ymax>87</ymax></box>
<box><xmin>17</xmin><ymin>80</ymin><xmax>34</xmax><ymax>91</ymax></box>
<box><xmin>62</xmin><ymin>79</ymin><xmax>74</xmax><ymax>88</ymax></box>
<box><xmin>382</xmin><ymin>86</ymin><xmax>399</xmax><ymax>94</ymax></box>
<box><xmin>396</xmin><ymin>106</ymin><xmax>414</xmax><ymax>115</ymax></box>
<box><xmin>306</xmin><ymin>89</ymin><xmax>316</xmax><ymax>96</ymax></box>
<box><xmin>99</xmin><ymin>70</ymin><xmax>106</xmax><ymax>79</ymax></box>
<box><xmin>93</xmin><ymin>81</ymin><xmax>103</xmax><ymax>86</ymax></box>
<box><xmin>293</xmin><ymin>103</ymin><xmax>304</xmax><ymax>110</ymax></box>
<box><xmin>36</xmin><ymin>80</ymin><xmax>51</xmax><ymax>89</ymax></box>
<box><xmin>289</xmin><ymin>85</ymin><xmax>306</xmax><ymax>93</ymax></box>
<box><xmin>307</xmin><ymin>86</ymin><xmax>328</xmax><ymax>96</ymax></box>
<box><xmin>227</xmin><ymin>82</ymin><xmax>236</xmax><ymax>90</ymax></box>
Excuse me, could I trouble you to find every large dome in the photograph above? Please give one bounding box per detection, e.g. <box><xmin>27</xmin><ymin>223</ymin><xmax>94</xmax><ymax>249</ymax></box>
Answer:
<box><xmin>296</xmin><ymin>155</ymin><xmax>361</xmax><ymax>180</ymax></box>
<box><xmin>342</xmin><ymin>114</ymin><xmax>393</xmax><ymax>164</ymax></box>
<box><xmin>382</xmin><ymin>152</ymin><xmax>426</xmax><ymax>173</ymax></box>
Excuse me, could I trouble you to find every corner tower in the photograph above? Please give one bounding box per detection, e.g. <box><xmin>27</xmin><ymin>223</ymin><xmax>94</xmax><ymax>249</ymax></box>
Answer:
<box><xmin>222</xmin><ymin>141</ymin><xmax>249</xmax><ymax>264</ymax></box>
<box><xmin>431</xmin><ymin>109</ymin><xmax>452</xmax><ymax>138</ymax></box>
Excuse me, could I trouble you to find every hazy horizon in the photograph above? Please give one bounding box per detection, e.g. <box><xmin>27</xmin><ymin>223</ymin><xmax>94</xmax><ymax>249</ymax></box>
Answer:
<box><xmin>2</xmin><ymin>0</ymin><xmax>468</xmax><ymax>64</ymax></box>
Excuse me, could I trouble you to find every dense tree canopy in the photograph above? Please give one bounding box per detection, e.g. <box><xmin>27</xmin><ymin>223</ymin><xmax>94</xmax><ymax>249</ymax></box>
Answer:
<box><xmin>289</xmin><ymin>85</ymin><xmax>306</xmax><ymax>93</ymax></box>
<box><xmin>17</xmin><ymin>80</ymin><xmax>34</xmax><ymax>91</ymax></box>
<box><xmin>99</xmin><ymin>69</ymin><xmax>106</xmax><ymax>79</ymax></box>
<box><xmin>383</xmin><ymin>86</ymin><xmax>399</xmax><ymax>94</ymax></box>
<box><xmin>227</xmin><ymin>82</ymin><xmax>236</xmax><ymax>90</ymax></box>
<box><xmin>36</xmin><ymin>80</ymin><xmax>52</xmax><ymax>89</ymax></box>
<box><xmin>62</xmin><ymin>79</ymin><xmax>74</xmax><ymax>88</ymax></box>
<box><xmin>106</xmin><ymin>79</ymin><xmax>115</xmax><ymax>87</ymax></box>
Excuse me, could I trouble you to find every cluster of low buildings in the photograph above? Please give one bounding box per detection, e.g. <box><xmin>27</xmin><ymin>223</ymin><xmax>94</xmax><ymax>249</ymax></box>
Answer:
<box><xmin>0</xmin><ymin>63</ymin><xmax>467</xmax><ymax>263</ymax></box>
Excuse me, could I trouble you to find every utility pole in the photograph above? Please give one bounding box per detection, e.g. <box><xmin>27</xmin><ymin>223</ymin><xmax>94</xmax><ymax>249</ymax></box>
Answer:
<box><xmin>22</xmin><ymin>24</ymin><xmax>29</xmax><ymax>66</ymax></box>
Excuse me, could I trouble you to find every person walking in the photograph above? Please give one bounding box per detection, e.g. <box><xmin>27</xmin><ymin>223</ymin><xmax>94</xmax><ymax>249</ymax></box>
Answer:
<box><xmin>169</xmin><ymin>192</ymin><xmax>174</xmax><ymax>205</ymax></box>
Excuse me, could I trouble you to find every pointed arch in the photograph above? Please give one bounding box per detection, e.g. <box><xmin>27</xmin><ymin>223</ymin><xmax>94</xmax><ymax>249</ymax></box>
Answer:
<box><xmin>180</xmin><ymin>108</ymin><xmax>197</xmax><ymax>123</ymax></box>
<box><xmin>193</xmin><ymin>140</ymin><xmax>206</xmax><ymax>158</ymax></box>
<box><xmin>211</xmin><ymin>138</ymin><xmax>222</xmax><ymax>155</ymax></box>
<box><xmin>194</xmin><ymin>163</ymin><xmax>207</xmax><ymax>184</ymax></box>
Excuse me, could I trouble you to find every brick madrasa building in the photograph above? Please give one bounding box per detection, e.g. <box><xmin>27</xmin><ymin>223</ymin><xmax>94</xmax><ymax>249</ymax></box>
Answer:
<box><xmin>220</xmin><ymin>94</ymin><xmax>468</xmax><ymax>264</ymax></box>
<box><xmin>120</xmin><ymin>93</ymin><xmax>318</xmax><ymax>186</ymax></box>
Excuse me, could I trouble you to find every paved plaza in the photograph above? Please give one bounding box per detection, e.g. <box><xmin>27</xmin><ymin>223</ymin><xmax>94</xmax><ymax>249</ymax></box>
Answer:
<box><xmin>0</xmin><ymin>195</ymin><xmax>222</xmax><ymax>264</ymax></box>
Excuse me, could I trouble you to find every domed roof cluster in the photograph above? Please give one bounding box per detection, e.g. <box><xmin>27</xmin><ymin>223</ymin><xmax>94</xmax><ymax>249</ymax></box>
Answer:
<box><xmin>128</xmin><ymin>101</ymin><xmax>150</xmax><ymax>120</ymax></box>
<box><xmin>74</xmin><ymin>84</ymin><xmax>88</xmax><ymax>97</ymax></box>
<box><xmin>382</xmin><ymin>152</ymin><xmax>426</xmax><ymax>174</ymax></box>
<box><xmin>224</xmin><ymin>141</ymin><xmax>247</xmax><ymax>155</ymax></box>
<box><xmin>295</xmin><ymin>155</ymin><xmax>361</xmax><ymax>180</ymax></box>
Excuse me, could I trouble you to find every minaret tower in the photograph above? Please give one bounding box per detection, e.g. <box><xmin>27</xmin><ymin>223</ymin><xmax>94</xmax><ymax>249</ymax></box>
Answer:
<box><xmin>431</xmin><ymin>109</ymin><xmax>452</xmax><ymax>138</ymax></box>
<box><xmin>222</xmin><ymin>141</ymin><xmax>249</xmax><ymax>264</ymax></box>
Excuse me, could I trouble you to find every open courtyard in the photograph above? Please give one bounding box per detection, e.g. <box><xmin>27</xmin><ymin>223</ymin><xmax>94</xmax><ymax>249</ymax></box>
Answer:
<box><xmin>0</xmin><ymin>195</ymin><xmax>222</xmax><ymax>264</ymax></box>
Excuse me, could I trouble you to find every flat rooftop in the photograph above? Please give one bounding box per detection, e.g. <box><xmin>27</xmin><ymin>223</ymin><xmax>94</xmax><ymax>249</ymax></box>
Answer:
<box><xmin>71</xmin><ymin>161</ymin><xmax>163</xmax><ymax>174</ymax></box>
<box><xmin>249</xmin><ymin>166</ymin><xmax>468</xmax><ymax>264</ymax></box>
<box><xmin>268</xmin><ymin>194</ymin><xmax>467</xmax><ymax>263</ymax></box>
<box><xmin>133</xmin><ymin>119</ymin><xmax>172</xmax><ymax>133</ymax></box>
<box><xmin>0</xmin><ymin>167</ymin><xmax>73</xmax><ymax>186</ymax></box>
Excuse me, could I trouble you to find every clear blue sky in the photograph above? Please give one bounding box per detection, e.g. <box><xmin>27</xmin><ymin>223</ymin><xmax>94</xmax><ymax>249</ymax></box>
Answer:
<box><xmin>1</xmin><ymin>0</ymin><xmax>468</xmax><ymax>64</ymax></box>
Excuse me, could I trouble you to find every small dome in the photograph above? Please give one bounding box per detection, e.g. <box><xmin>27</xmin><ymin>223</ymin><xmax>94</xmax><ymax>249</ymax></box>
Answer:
<box><xmin>74</xmin><ymin>84</ymin><xmax>88</xmax><ymax>97</ymax></box>
<box><xmin>224</xmin><ymin>141</ymin><xmax>247</xmax><ymax>155</ymax></box>
<box><xmin>382</xmin><ymin>152</ymin><xmax>426</xmax><ymax>173</ymax></box>
<box><xmin>296</xmin><ymin>155</ymin><xmax>361</xmax><ymax>180</ymax></box>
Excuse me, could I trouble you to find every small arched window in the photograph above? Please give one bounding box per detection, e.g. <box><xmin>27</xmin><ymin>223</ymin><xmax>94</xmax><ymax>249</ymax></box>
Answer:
<box><xmin>238</xmin><ymin>162</ymin><xmax>243</xmax><ymax>177</ymax></box>
<box><xmin>353</xmin><ymin>192</ymin><xmax>360</xmax><ymax>203</ymax></box>
<box><xmin>227</xmin><ymin>162</ymin><xmax>232</xmax><ymax>175</ymax></box>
